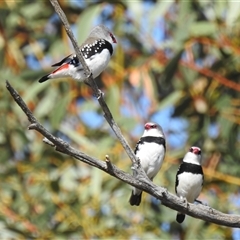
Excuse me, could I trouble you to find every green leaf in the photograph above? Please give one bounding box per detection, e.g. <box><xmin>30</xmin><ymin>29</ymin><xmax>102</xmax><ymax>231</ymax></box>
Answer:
<box><xmin>215</xmin><ymin>95</ymin><xmax>231</xmax><ymax>111</ymax></box>
<box><xmin>50</xmin><ymin>94</ymin><xmax>71</xmax><ymax>129</ymax></box>
<box><xmin>158</xmin><ymin>49</ymin><xmax>184</xmax><ymax>85</ymax></box>
<box><xmin>149</xmin><ymin>1</ymin><xmax>174</xmax><ymax>26</ymax></box>
<box><xmin>226</xmin><ymin>1</ymin><xmax>240</xmax><ymax>27</ymax></box>
<box><xmin>124</xmin><ymin>2</ymin><xmax>143</xmax><ymax>23</ymax></box>
<box><xmin>90</xmin><ymin>168</ymin><xmax>102</xmax><ymax>198</ymax></box>
<box><xmin>106</xmin><ymin>84</ymin><xmax>120</xmax><ymax>119</ymax></box>
<box><xmin>189</xmin><ymin>22</ymin><xmax>217</xmax><ymax>37</ymax></box>
<box><xmin>23</xmin><ymin>82</ymin><xmax>49</xmax><ymax>103</ymax></box>
<box><xmin>34</xmin><ymin>87</ymin><xmax>58</xmax><ymax>118</ymax></box>
<box><xmin>59</xmin><ymin>125</ymin><xmax>95</xmax><ymax>151</ymax></box>
<box><xmin>19</xmin><ymin>2</ymin><xmax>45</xmax><ymax>20</ymax></box>
<box><xmin>76</xmin><ymin>5</ymin><xmax>102</xmax><ymax>44</ymax></box>
<box><xmin>158</xmin><ymin>90</ymin><xmax>183</xmax><ymax>110</ymax></box>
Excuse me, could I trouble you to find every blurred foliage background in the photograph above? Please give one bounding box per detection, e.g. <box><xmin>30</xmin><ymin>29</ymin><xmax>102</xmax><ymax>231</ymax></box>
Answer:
<box><xmin>0</xmin><ymin>0</ymin><xmax>240</xmax><ymax>239</ymax></box>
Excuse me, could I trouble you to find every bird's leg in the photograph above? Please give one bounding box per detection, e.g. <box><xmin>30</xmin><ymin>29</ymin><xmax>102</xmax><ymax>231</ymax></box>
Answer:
<box><xmin>96</xmin><ymin>89</ymin><xmax>104</xmax><ymax>99</ymax></box>
<box><xmin>89</xmin><ymin>88</ymin><xmax>104</xmax><ymax>99</ymax></box>
<box><xmin>180</xmin><ymin>196</ymin><xmax>187</xmax><ymax>203</ymax></box>
<box><xmin>136</xmin><ymin>157</ymin><xmax>141</xmax><ymax>168</ymax></box>
<box><xmin>131</xmin><ymin>157</ymin><xmax>141</xmax><ymax>178</ymax></box>
<box><xmin>180</xmin><ymin>196</ymin><xmax>189</xmax><ymax>209</ymax></box>
<box><xmin>162</xmin><ymin>187</ymin><xmax>168</xmax><ymax>197</ymax></box>
<box><xmin>208</xmin><ymin>206</ymin><xmax>214</xmax><ymax>214</ymax></box>
<box><xmin>84</xmin><ymin>78</ymin><xmax>104</xmax><ymax>99</ymax></box>
<box><xmin>131</xmin><ymin>166</ymin><xmax>137</xmax><ymax>178</ymax></box>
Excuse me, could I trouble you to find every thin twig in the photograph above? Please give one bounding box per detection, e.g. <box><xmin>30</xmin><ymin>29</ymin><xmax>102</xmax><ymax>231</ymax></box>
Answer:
<box><xmin>42</xmin><ymin>137</ymin><xmax>55</xmax><ymax>147</ymax></box>
<box><xmin>105</xmin><ymin>155</ymin><xmax>114</xmax><ymax>173</ymax></box>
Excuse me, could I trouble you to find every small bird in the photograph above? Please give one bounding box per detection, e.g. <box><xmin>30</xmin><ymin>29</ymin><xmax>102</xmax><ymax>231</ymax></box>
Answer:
<box><xmin>175</xmin><ymin>146</ymin><xmax>204</xmax><ymax>223</ymax></box>
<box><xmin>129</xmin><ymin>122</ymin><xmax>166</xmax><ymax>206</ymax></box>
<box><xmin>38</xmin><ymin>25</ymin><xmax>117</xmax><ymax>83</ymax></box>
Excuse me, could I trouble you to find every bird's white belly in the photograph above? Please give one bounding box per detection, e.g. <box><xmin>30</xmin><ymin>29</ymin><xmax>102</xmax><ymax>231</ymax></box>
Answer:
<box><xmin>86</xmin><ymin>49</ymin><xmax>111</xmax><ymax>79</ymax></box>
<box><xmin>136</xmin><ymin>142</ymin><xmax>165</xmax><ymax>180</ymax></box>
<box><xmin>177</xmin><ymin>173</ymin><xmax>203</xmax><ymax>203</ymax></box>
<box><xmin>64</xmin><ymin>49</ymin><xmax>111</xmax><ymax>82</ymax></box>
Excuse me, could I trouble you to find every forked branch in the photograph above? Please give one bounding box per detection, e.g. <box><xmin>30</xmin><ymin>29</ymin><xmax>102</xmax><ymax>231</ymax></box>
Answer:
<box><xmin>5</xmin><ymin>0</ymin><xmax>240</xmax><ymax>228</ymax></box>
<box><xmin>6</xmin><ymin>80</ymin><xmax>240</xmax><ymax>228</ymax></box>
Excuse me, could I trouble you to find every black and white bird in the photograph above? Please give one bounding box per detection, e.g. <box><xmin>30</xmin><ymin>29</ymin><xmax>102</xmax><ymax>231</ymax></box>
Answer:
<box><xmin>38</xmin><ymin>25</ymin><xmax>117</xmax><ymax>83</ymax></box>
<box><xmin>175</xmin><ymin>146</ymin><xmax>204</xmax><ymax>223</ymax></box>
<box><xmin>129</xmin><ymin>122</ymin><xmax>166</xmax><ymax>206</ymax></box>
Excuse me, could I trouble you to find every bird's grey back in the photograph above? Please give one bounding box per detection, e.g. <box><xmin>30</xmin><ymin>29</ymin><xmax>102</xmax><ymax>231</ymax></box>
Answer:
<box><xmin>88</xmin><ymin>25</ymin><xmax>111</xmax><ymax>39</ymax></box>
<box><xmin>80</xmin><ymin>37</ymin><xmax>102</xmax><ymax>48</ymax></box>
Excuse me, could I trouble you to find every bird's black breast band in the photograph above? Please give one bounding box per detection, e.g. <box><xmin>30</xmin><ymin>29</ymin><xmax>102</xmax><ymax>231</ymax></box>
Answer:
<box><xmin>177</xmin><ymin>162</ymin><xmax>203</xmax><ymax>175</ymax></box>
<box><xmin>175</xmin><ymin>162</ymin><xmax>204</xmax><ymax>192</ymax></box>
<box><xmin>141</xmin><ymin>136</ymin><xmax>165</xmax><ymax>148</ymax></box>
<box><xmin>134</xmin><ymin>136</ymin><xmax>166</xmax><ymax>154</ymax></box>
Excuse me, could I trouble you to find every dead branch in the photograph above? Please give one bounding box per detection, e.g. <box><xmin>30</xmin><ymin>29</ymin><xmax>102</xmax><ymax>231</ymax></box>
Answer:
<box><xmin>6</xmin><ymin>80</ymin><xmax>240</xmax><ymax>228</ymax></box>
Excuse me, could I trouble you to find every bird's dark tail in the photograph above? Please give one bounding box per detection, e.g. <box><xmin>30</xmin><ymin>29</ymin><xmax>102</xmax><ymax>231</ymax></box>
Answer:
<box><xmin>176</xmin><ymin>212</ymin><xmax>185</xmax><ymax>223</ymax></box>
<box><xmin>38</xmin><ymin>74</ymin><xmax>50</xmax><ymax>83</ymax></box>
<box><xmin>129</xmin><ymin>191</ymin><xmax>142</xmax><ymax>206</ymax></box>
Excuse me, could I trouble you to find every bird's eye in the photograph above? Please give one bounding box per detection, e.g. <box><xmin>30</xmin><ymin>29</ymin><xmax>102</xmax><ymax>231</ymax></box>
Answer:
<box><xmin>151</xmin><ymin>124</ymin><xmax>157</xmax><ymax>129</ymax></box>
<box><xmin>189</xmin><ymin>147</ymin><xmax>193</xmax><ymax>152</ymax></box>
<box><xmin>198</xmin><ymin>150</ymin><xmax>201</xmax><ymax>155</ymax></box>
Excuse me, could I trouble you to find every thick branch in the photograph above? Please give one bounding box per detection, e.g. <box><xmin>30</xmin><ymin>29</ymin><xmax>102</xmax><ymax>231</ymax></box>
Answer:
<box><xmin>49</xmin><ymin>0</ymin><xmax>137</xmax><ymax>166</ymax></box>
<box><xmin>6</xmin><ymin>80</ymin><xmax>240</xmax><ymax>228</ymax></box>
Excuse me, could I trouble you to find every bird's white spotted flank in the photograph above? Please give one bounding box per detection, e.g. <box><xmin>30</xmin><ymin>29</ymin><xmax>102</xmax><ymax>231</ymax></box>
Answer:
<box><xmin>38</xmin><ymin>25</ymin><xmax>117</xmax><ymax>84</ymax></box>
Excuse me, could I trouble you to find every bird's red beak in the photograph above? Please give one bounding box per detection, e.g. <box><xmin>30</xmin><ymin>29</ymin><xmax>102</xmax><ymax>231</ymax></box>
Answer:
<box><xmin>144</xmin><ymin>123</ymin><xmax>151</xmax><ymax>130</ymax></box>
<box><xmin>192</xmin><ymin>148</ymin><xmax>200</xmax><ymax>154</ymax></box>
<box><xmin>109</xmin><ymin>32</ymin><xmax>117</xmax><ymax>43</ymax></box>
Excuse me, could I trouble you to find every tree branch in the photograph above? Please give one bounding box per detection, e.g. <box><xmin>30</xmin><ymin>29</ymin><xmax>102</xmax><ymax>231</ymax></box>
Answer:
<box><xmin>49</xmin><ymin>0</ymin><xmax>138</xmax><ymax>167</ymax></box>
<box><xmin>6</xmin><ymin>0</ymin><xmax>240</xmax><ymax>229</ymax></box>
<box><xmin>5</xmin><ymin>80</ymin><xmax>240</xmax><ymax>228</ymax></box>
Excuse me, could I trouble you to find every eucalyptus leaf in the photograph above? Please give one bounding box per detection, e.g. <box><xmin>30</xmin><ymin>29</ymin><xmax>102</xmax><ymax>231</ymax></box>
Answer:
<box><xmin>50</xmin><ymin>94</ymin><xmax>71</xmax><ymax>129</ymax></box>
<box><xmin>158</xmin><ymin>91</ymin><xmax>183</xmax><ymax>110</ymax></box>
<box><xmin>76</xmin><ymin>5</ymin><xmax>102</xmax><ymax>44</ymax></box>
<box><xmin>189</xmin><ymin>22</ymin><xmax>217</xmax><ymax>37</ymax></box>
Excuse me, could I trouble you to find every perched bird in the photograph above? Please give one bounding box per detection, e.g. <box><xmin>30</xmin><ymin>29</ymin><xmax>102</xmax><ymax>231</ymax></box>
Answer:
<box><xmin>175</xmin><ymin>146</ymin><xmax>204</xmax><ymax>223</ymax></box>
<box><xmin>38</xmin><ymin>25</ymin><xmax>117</xmax><ymax>83</ymax></box>
<box><xmin>129</xmin><ymin>122</ymin><xmax>166</xmax><ymax>206</ymax></box>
